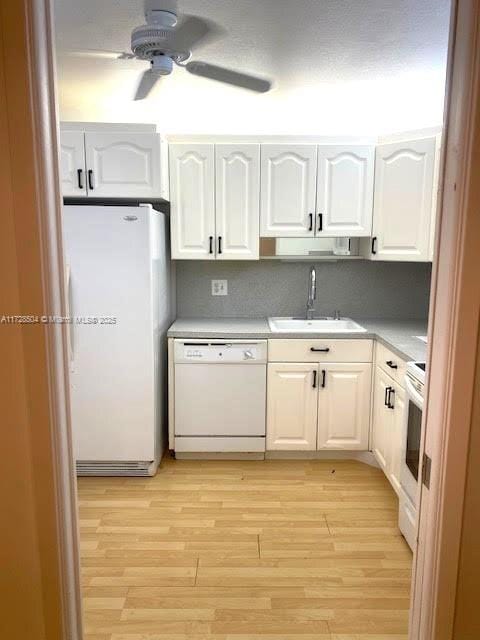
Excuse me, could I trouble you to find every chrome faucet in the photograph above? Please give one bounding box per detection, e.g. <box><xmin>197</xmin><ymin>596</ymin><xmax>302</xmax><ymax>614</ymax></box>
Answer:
<box><xmin>306</xmin><ymin>266</ymin><xmax>317</xmax><ymax>319</ymax></box>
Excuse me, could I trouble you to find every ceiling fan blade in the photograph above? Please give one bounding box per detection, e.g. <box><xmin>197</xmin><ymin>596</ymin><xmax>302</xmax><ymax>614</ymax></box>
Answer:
<box><xmin>67</xmin><ymin>49</ymin><xmax>134</xmax><ymax>60</ymax></box>
<box><xmin>167</xmin><ymin>15</ymin><xmax>224</xmax><ymax>52</ymax></box>
<box><xmin>185</xmin><ymin>61</ymin><xmax>272</xmax><ymax>93</ymax></box>
<box><xmin>134</xmin><ymin>69</ymin><xmax>161</xmax><ymax>100</ymax></box>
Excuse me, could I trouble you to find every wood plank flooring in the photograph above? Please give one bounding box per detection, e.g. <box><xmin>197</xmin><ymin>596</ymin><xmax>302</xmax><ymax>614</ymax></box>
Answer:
<box><xmin>78</xmin><ymin>456</ymin><xmax>412</xmax><ymax>640</ymax></box>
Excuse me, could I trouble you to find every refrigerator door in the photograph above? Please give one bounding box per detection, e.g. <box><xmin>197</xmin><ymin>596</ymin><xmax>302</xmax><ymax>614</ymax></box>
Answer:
<box><xmin>63</xmin><ymin>205</ymin><xmax>156</xmax><ymax>461</ymax></box>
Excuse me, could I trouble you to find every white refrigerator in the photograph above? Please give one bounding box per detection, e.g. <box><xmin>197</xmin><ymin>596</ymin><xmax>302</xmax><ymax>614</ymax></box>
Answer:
<box><xmin>63</xmin><ymin>203</ymin><xmax>173</xmax><ymax>476</ymax></box>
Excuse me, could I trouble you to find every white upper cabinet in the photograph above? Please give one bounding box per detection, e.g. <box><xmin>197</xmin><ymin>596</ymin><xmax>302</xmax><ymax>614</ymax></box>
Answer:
<box><xmin>317</xmin><ymin>363</ymin><xmax>372</xmax><ymax>450</ymax></box>
<box><xmin>84</xmin><ymin>132</ymin><xmax>162</xmax><ymax>198</ymax></box>
<box><xmin>165</xmin><ymin>132</ymin><xmax>439</xmax><ymax>259</ymax></box>
<box><xmin>260</xmin><ymin>145</ymin><xmax>317</xmax><ymax>237</ymax></box>
<box><xmin>60</xmin><ymin>131</ymin><xmax>87</xmax><ymax>196</ymax></box>
<box><xmin>267</xmin><ymin>363</ymin><xmax>318</xmax><ymax>450</ymax></box>
<box><xmin>169</xmin><ymin>143</ymin><xmax>260</xmax><ymax>261</ymax></box>
<box><xmin>371</xmin><ymin>137</ymin><xmax>436</xmax><ymax>261</ymax></box>
<box><xmin>215</xmin><ymin>144</ymin><xmax>260</xmax><ymax>260</ymax></box>
<box><xmin>316</xmin><ymin>146</ymin><xmax>374</xmax><ymax>237</ymax></box>
<box><xmin>170</xmin><ymin>144</ymin><xmax>216</xmax><ymax>260</ymax></box>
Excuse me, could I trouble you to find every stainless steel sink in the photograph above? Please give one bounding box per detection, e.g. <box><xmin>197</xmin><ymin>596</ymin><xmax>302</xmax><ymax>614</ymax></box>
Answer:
<box><xmin>268</xmin><ymin>317</ymin><xmax>367</xmax><ymax>333</ymax></box>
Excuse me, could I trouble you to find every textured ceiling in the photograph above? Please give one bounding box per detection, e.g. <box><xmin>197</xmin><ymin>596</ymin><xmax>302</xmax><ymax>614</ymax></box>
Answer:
<box><xmin>54</xmin><ymin>0</ymin><xmax>452</xmax><ymax>134</ymax></box>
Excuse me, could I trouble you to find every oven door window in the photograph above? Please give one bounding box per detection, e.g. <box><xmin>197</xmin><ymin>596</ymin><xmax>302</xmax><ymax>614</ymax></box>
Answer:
<box><xmin>406</xmin><ymin>401</ymin><xmax>422</xmax><ymax>481</ymax></box>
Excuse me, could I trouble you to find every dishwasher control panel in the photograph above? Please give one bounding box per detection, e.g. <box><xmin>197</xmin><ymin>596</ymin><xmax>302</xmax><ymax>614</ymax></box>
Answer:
<box><xmin>174</xmin><ymin>340</ymin><xmax>267</xmax><ymax>364</ymax></box>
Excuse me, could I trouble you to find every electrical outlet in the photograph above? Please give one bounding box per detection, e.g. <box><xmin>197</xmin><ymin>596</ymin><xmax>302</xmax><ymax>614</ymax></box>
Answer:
<box><xmin>211</xmin><ymin>280</ymin><xmax>228</xmax><ymax>296</ymax></box>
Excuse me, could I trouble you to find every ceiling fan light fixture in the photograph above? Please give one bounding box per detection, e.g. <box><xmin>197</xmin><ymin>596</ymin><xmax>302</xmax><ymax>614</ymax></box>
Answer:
<box><xmin>151</xmin><ymin>54</ymin><xmax>173</xmax><ymax>75</ymax></box>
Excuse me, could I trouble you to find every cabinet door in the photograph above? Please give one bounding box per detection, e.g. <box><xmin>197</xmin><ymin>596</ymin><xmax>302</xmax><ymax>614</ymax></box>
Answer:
<box><xmin>388</xmin><ymin>385</ymin><xmax>406</xmax><ymax>495</ymax></box>
<box><xmin>215</xmin><ymin>144</ymin><xmax>260</xmax><ymax>260</ymax></box>
<box><xmin>316</xmin><ymin>145</ymin><xmax>374</xmax><ymax>237</ymax></box>
<box><xmin>371</xmin><ymin>137</ymin><xmax>436</xmax><ymax>261</ymax></box>
<box><xmin>169</xmin><ymin>144</ymin><xmax>215</xmax><ymax>260</ymax></box>
<box><xmin>267</xmin><ymin>363</ymin><xmax>318</xmax><ymax>450</ymax></box>
<box><xmin>260</xmin><ymin>145</ymin><xmax>317</xmax><ymax>237</ymax></box>
<box><xmin>84</xmin><ymin>132</ymin><xmax>161</xmax><ymax>197</ymax></box>
<box><xmin>372</xmin><ymin>367</ymin><xmax>393</xmax><ymax>472</ymax></box>
<box><xmin>60</xmin><ymin>131</ymin><xmax>86</xmax><ymax>196</ymax></box>
<box><xmin>317</xmin><ymin>363</ymin><xmax>372</xmax><ymax>450</ymax></box>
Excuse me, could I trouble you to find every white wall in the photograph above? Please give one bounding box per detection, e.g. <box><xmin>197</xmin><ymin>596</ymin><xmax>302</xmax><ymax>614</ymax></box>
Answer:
<box><xmin>55</xmin><ymin>0</ymin><xmax>450</xmax><ymax>135</ymax></box>
<box><xmin>58</xmin><ymin>63</ymin><xmax>447</xmax><ymax>136</ymax></box>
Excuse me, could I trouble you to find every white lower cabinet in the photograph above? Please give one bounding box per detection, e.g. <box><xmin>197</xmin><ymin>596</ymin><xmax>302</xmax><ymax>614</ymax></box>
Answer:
<box><xmin>266</xmin><ymin>363</ymin><xmax>318</xmax><ymax>450</ymax></box>
<box><xmin>388</xmin><ymin>384</ymin><xmax>406</xmax><ymax>494</ymax></box>
<box><xmin>371</xmin><ymin>365</ymin><xmax>407</xmax><ymax>494</ymax></box>
<box><xmin>372</xmin><ymin>367</ymin><xmax>393</xmax><ymax>472</ymax></box>
<box><xmin>317</xmin><ymin>363</ymin><xmax>372</xmax><ymax>450</ymax></box>
<box><xmin>267</xmin><ymin>360</ymin><xmax>371</xmax><ymax>451</ymax></box>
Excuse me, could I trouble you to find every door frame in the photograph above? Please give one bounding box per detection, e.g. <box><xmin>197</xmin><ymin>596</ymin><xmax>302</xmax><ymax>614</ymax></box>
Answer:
<box><xmin>8</xmin><ymin>0</ymin><xmax>480</xmax><ymax>638</ymax></box>
<box><xmin>1</xmin><ymin>1</ymin><xmax>82</xmax><ymax>638</ymax></box>
<box><xmin>410</xmin><ymin>1</ymin><xmax>480</xmax><ymax>638</ymax></box>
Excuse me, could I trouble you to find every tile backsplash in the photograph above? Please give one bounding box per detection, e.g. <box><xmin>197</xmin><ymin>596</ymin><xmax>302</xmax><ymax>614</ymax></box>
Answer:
<box><xmin>176</xmin><ymin>260</ymin><xmax>431</xmax><ymax>320</ymax></box>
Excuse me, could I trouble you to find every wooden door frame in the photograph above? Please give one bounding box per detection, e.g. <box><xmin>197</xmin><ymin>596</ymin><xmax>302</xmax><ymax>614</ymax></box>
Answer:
<box><xmin>4</xmin><ymin>0</ymin><xmax>479</xmax><ymax>638</ymax></box>
<box><xmin>410</xmin><ymin>0</ymin><xmax>480</xmax><ymax>638</ymax></box>
<box><xmin>0</xmin><ymin>1</ymin><xmax>82</xmax><ymax>638</ymax></box>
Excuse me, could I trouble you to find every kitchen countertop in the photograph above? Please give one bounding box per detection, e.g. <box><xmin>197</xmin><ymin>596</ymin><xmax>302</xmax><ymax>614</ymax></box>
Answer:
<box><xmin>167</xmin><ymin>318</ymin><xmax>428</xmax><ymax>362</ymax></box>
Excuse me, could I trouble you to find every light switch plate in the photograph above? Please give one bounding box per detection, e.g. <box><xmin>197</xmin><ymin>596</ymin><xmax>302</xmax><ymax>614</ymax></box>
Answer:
<box><xmin>211</xmin><ymin>279</ymin><xmax>228</xmax><ymax>296</ymax></box>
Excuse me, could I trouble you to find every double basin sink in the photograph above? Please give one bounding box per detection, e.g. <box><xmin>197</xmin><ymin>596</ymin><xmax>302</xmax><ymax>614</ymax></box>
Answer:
<box><xmin>268</xmin><ymin>317</ymin><xmax>367</xmax><ymax>333</ymax></box>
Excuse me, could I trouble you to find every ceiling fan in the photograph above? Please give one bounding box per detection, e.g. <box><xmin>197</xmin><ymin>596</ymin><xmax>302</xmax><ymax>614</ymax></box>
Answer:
<box><xmin>71</xmin><ymin>0</ymin><xmax>272</xmax><ymax>100</ymax></box>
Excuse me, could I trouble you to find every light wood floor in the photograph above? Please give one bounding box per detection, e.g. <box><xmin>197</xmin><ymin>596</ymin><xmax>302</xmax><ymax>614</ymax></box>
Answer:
<box><xmin>78</xmin><ymin>456</ymin><xmax>412</xmax><ymax>640</ymax></box>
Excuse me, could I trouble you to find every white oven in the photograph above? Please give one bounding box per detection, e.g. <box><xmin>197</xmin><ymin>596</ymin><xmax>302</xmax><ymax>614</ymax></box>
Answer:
<box><xmin>399</xmin><ymin>361</ymin><xmax>425</xmax><ymax>549</ymax></box>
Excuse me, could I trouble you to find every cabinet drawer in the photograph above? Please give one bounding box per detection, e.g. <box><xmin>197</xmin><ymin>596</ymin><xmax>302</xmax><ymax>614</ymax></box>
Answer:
<box><xmin>375</xmin><ymin>342</ymin><xmax>407</xmax><ymax>387</ymax></box>
<box><xmin>268</xmin><ymin>339</ymin><xmax>373</xmax><ymax>363</ymax></box>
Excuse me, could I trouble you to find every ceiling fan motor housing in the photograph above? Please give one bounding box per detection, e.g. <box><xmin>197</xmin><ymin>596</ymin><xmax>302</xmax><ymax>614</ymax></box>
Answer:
<box><xmin>131</xmin><ymin>24</ymin><xmax>190</xmax><ymax>62</ymax></box>
<box><xmin>145</xmin><ymin>0</ymin><xmax>178</xmax><ymax>27</ymax></box>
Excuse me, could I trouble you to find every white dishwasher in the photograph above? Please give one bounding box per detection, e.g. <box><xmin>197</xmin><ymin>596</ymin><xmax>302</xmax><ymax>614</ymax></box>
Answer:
<box><xmin>174</xmin><ymin>339</ymin><xmax>267</xmax><ymax>453</ymax></box>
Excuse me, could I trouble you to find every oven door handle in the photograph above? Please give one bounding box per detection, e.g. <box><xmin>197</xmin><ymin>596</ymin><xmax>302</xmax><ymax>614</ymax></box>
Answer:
<box><xmin>405</xmin><ymin>376</ymin><xmax>424</xmax><ymax>409</ymax></box>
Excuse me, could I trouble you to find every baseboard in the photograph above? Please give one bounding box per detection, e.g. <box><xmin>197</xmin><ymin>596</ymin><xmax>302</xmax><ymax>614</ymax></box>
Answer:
<box><xmin>265</xmin><ymin>450</ymin><xmax>379</xmax><ymax>466</ymax></box>
<box><xmin>173</xmin><ymin>451</ymin><xmax>265</xmax><ymax>460</ymax></box>
<box><xmin>171</xmin><ymin>450</ymin><xmax>379</xmax><ymax>465</ymax></box>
